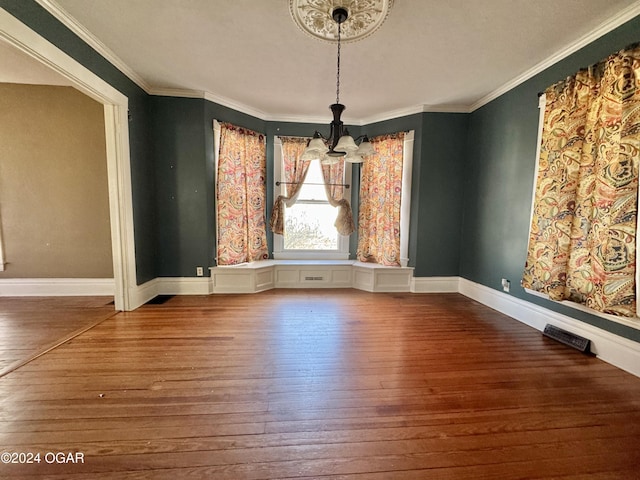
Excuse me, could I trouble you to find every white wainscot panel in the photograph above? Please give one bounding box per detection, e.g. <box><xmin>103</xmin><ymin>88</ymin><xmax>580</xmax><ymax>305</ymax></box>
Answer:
<box><xmin>211</xmin><ymin>261</ymin><xmax>413</xmax><ymax>293</ymax></box>
<box><xmin>276</xmin><ymin>265</ymin><xmax>352</xmax><ymax>288</ymax></box>
<box><xmin>210</xmin><ymin>261</ymin><xmax>275</xmax><ymax>293</ymax></box>
<box><xmin>352</xmin><ymin>262</ymin><xmax>413</xmax><ymax>292</ymax></box>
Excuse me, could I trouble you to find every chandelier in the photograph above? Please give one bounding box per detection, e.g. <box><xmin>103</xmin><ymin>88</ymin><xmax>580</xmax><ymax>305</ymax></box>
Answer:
<box><xmin>291</xmin><ymin>1</ymin><xmax>394</xmax><ymax>164</ymax></box>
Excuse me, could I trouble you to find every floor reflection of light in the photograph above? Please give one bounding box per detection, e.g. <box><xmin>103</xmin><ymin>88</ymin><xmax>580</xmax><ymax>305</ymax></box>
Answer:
<box><xmin>268</xmin><ymin>298</ymin><xmax>345</xmax><ymax>410</ymax></box>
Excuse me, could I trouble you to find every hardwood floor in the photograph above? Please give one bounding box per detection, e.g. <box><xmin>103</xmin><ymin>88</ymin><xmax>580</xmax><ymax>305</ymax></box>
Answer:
<box><xmin>0</xmin><ymin>296</ymin><xmax>116</xmax><ymax>376</ymax></box>
<box><xmin>0</xmin><ymin>290</ymin><xmax>639</xmax><ymax>479</ymax></box>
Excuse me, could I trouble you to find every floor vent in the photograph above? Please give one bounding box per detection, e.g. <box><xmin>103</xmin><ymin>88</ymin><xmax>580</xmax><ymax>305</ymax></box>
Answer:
<box><xmin>543</xmin><ymin>324</ymin><xmax>590</xmax><ymax>353</ymax></box>
<box><xmin>145</xmin><ymin>295</ymin><xmax>175</xmax><ymax>305</ymax></box>
<box><xmin>304</xmin><ymin>276</ymin><xmax>324</xmax><ymax>281</ymax></box>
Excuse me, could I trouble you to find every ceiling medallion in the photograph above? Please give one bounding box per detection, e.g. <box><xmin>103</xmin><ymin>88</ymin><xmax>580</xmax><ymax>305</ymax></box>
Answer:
<box><xmin>290</xmin><ymin>0</ymin><xmax>393</xmax><ymax>43</ymax></box>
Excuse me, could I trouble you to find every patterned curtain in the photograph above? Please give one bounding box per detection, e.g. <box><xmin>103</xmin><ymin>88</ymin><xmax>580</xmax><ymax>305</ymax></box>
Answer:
<box><xmin>357</xmin><ymin>132</ymin><xmax>405</xmax><ymax>266</ymax></box>
<box><xmin>269</xmin><ymin>137</ymin><xmax>310</xmax><ymax>235</ymax></box>
<box><xmin>216</xmin><ymin>123</ymin><xmax>268</xmax><ymax>265</ymax></box>
<box><xmin>321</xmin><ymin>161</ymin><xmax>355</xmax><ymax>236</ymax></box>
<box><xmin>523</xmin><ymin>43</ymin><xmax>640</xmax><ymax>317</ymax></box>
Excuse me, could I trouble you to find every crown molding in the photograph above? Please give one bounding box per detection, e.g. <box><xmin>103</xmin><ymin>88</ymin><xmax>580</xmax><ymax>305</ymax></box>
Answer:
<box><xmin>361</xmin><ymin>104</ymin><xmax>471</xmax><ymax>125</ymax></box>
<box><xmin>264</xmin><ymin>103</ymin><xmax>471</xmax><ymax>126</ymax></box>
<box><xmin>470</xmin><ymin>1</ymin><xmax>640</xmax><ymax>112</ymax></box>
<box><xmin>34</xmin><ymin>0</ymin><xmax>152</xmax><ymax>93</ymax></box>
<box><xmin>202</xmin><ymin>91</ymin><xmax>269</xmax><ymax>121</ymax></box>
<box><xmin>147</xmin><ymin>87</ymin><xmax>206</xmax><ymax>100</ymax></box>
<box><xmin>147</xmin><ymin>87</ymin><xmax>271</xmax><ymax>122</ymax></box>
<box><xmin>264</xmin><ymin>113</ymin><xmax>358</xmax><ymax>125</ymax></box>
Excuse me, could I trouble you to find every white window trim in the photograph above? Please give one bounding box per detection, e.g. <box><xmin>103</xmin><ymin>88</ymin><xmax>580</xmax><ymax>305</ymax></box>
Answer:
<box><xmin>272</xmin><ymin>136</ymin><xmax>351</xmax><ymax>260</ymax></box>
<box><xmin>399</xmin><ymin>130</ymin><xmax>414</xmax><ymax>267</ymax></box>
<box><xmin>524</xmin><ymin>94</ymin><xmax>640</xmax><ymax>330</ymax></box>
<box><xmin>213</xmin><ymin>119</ymin><xmax>221</xmax><ymax>263</ymax></box>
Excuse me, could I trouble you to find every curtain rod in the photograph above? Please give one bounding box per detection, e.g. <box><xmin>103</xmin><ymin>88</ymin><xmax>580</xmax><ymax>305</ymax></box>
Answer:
<box><xmin>276</xmin><ymin>181</ymin><xmax>350</xmax><ymax>188</ymax></box>
<box><xmin>537</xmin><ymin>42</ymin><xmax>640</xmax><ymax>100</ymax></box>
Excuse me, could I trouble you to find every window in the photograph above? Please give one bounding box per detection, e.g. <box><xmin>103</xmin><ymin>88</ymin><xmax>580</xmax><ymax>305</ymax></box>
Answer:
<box><xmin>283</xmin><ymin>160</ymin><xmax>339</xmax><ymax>250</ymax></box>
<box><xmin>213</xmin><ymin>120</ymin><xmax>268</xmax><ymax>265</ymax></box>
<box><xmin>356</xmin><ymin>132</ymin><xmax>411</xmax><ymax>266</ymax></box>
<box><xmin>523</xmin><ymin>43</ymin><xmax>640</xmax><ymax>329</ymax></box>
<box><xmin>272</xmin><ymin>137</ymin><xmax>351</xmax><ymax>259</ymax></box>
<box><xmin>357</xmin><ymin>131</ymin><xmax>413</xmax><ymax>266</ymax></box>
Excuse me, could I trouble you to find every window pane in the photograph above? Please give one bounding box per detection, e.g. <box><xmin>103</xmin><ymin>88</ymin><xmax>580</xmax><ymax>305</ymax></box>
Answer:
<box><xmin>297</xmin><ymin>161</ymin><xmax>326</xmax><ymax>200</ymax></box>
<box><xmin>284</xmin><ymin>203</ymin><xmax>338</xmax><ymax>250</ymax></box>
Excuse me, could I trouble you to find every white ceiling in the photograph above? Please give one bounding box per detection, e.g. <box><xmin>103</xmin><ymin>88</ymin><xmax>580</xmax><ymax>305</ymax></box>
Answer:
<box><xmin>9</xmin><ymin>0</ymin><xmax>640</xmax><ymax>123</ymax></box>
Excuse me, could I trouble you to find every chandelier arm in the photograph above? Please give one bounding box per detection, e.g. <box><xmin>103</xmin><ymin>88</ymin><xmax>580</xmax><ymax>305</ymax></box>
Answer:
<box><xmin>313</xmin><ymin>130</ymin><xmax>328</xmax><ymax>141</ymax></box>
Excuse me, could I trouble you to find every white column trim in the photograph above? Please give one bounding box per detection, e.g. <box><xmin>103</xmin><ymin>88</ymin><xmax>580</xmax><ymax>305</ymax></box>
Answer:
<box><xmin>400</xmin><ymin>130</ymin><xmax>414</xmax><ymax>267</ymax></box>
<box><xmin>0</xmin><ymin>8</ymin><xmax>136</xmax><ymax>310</ymax></box>
<box><xmin>213</xmin><ymin>120</ymin><xmax>221</xmax><ymax>264</ymax></box>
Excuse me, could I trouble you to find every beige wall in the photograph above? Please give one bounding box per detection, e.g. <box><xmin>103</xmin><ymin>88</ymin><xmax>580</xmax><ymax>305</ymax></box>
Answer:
<box><xmin>0</xmin><ymin>83</ymin><xmax>113</xmax><ymax>278</ymax></box>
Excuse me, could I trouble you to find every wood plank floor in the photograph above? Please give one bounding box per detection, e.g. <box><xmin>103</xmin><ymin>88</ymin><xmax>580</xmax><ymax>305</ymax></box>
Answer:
<box><xmin>0</xmin><ymin>290</ymin><xmax>639</xmax><ymax>479</ymax></box>
<box><xmin>0</xmin><ymin>296</ymin><xmax>116</xmax><ymax>376</ymax></box>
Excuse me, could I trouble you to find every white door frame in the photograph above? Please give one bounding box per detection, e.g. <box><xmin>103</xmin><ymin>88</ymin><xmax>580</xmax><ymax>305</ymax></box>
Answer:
<box><xmin>0</xmin><ymin>8</ymin><xmax>137</xmax><ymax>310</ymax></box>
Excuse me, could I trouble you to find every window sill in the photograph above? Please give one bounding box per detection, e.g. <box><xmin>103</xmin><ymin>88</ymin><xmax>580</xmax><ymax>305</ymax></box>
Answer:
<box><xmin>524</xmin><ymin>288</ymin><xmax>640</xmax><ymax>331</ymax></box>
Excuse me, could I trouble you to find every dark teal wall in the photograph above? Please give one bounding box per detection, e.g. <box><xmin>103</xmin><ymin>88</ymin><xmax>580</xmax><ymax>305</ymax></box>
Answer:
<box><xmin>1</xmin><ymin>0</ymin><xmax>158</xmax><ymax>284</ymax></box>
<box><xmin>6</xmin><ymin>2</ymin><xmax>639</xmax><ymax>342</ymax></box>
<box><xmin>364</xmin><ymin>113</ymin><xmax>468</xmax><ymax>276</ymax></box>
<box><xmin>150</xmin><ymin>97</ymin><xmax>209</xmax><ymax>277</ymax></box>
<box><xmin>418</xmin><ymin>113</ymin><xmax>467</xmax><ymax>276</ymax></box>
<box><xmin>152</xmin><ymin>97</ymin><xmax>269</xmax><ymax>273</ymax></box>
<box><xmin>461</xmin><ymin>15</ymin><xmax>640</xmax><ymax>343</ymax></box>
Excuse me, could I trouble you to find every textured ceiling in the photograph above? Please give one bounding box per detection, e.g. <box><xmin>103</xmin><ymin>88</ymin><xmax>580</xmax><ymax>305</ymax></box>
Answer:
<box><xmin>6</xmin><ymin>0</ymin><xmax>640</xmax><ymax>123</ymax></box>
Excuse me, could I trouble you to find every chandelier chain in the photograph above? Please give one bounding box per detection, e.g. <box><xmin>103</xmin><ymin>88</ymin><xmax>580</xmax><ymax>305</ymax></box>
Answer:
<box><xmin>336</xmin><ymin>20</ymin><xmax>341</xmax><ymax>105</ymax></box>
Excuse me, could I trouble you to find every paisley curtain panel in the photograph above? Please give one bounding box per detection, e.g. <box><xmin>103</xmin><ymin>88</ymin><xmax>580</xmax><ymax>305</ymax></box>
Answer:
<box><xmin>321</xmin><ymin>159</ymin><xmax>355</xmax><ymax>236</ymax></box>
<box><xmin>357</xmin><ymin>132</ymin><xmax>405</xmax><ymax>266</ymax></box>
<box><xmin>270</xmin><ymin>136</ymin><xmax>311</xmax><ymax>235</ymax></box>
<box><xmin>523</xmin><ymin>43</ymin><xmax>640</xmax><ymax>317</ymax></box>
<box><xmin>216</xmin><ymin>123</ymin><xmax>268</xmax><ymax>265</ymax></box>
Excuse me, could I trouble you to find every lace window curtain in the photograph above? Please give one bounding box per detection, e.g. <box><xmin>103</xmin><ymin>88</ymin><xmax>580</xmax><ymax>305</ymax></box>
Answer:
<box><xmin>522</xmin><ymin>43</ymin><xmax>640</xmax><ymax>317</ymax></box>
<box><xmin>321</xmin><ymin>161</ymin><xmax>355</xmax><ymax>236</ymax></box>
<box><xmin>357</xmin><ymin>132</ymin><xmax>405</xmax><ymax>266</ymax></box>
<box><xmin>216</xmin><ymin>122</ymin><xmax>268</xmax><ymax>265</ymax></box>
<box><xmin>269</xmin><ymin>137</ymin><xmax>310</xmax><ymax>235</ymax></box>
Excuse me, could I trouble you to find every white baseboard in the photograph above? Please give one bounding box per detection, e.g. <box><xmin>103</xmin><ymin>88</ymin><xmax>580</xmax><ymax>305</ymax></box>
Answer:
<box><xmin>128</xmin><ymin>277</ymin><xmax>212</xmax><ymax>309</ymax></box>
<box><xmin>0</xmin><ymin>278</ymin><xmax>115</xmax><ymax>296</ymax></box>
<box><xmin>128</xmin><ymin>278</ymin><xmax>159</xmax><ymax>310</ymax></box>
<box><xmin>459</xmin><ymin>278</ymin><xmax>640</xmax><ymax>377</ymax></box>
<box><xmin>411</xmin><ymin>276</ymin><xmax>460</xmax><ymax>293</ymax></box>
<box><xmin>157</xmin><ymin>277</ymin><xmax>211</xmax><ymax>295</ymax></box>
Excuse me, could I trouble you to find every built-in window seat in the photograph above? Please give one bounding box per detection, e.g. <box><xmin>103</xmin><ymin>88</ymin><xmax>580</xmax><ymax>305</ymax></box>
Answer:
<box><xmin>209</xmin><ymin>260</ymin><xmax>414</xmax><ymax>293</ymax></box>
